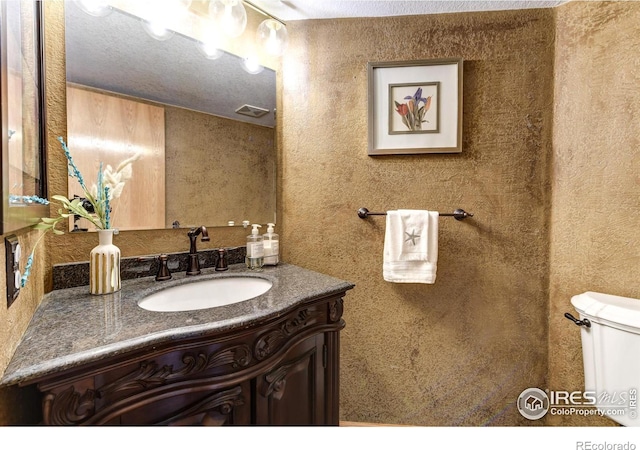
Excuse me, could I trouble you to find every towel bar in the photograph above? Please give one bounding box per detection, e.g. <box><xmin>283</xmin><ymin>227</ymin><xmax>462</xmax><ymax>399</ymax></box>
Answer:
<box><xmin>357</xmin><ymin>207</ymin><xmax>473</xmax><ymax>221</ymax></box>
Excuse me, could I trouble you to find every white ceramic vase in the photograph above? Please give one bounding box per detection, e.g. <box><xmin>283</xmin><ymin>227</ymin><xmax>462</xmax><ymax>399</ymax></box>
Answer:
<box><xmin>90</xmin><ymin>229</ymin><xmax>121</xmax><ymax>295</ymax></box>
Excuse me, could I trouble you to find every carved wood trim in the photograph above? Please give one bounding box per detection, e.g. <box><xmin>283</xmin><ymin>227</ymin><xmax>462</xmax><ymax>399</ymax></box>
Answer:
<box><xmin>98</xmin><ymin>361</ymin><xmax>172</xmax><ymax>399</ymax></box>
<box><xmin>157</xmin><ymin>385</ymin><xmax>244</xmax><ymax>426</ymax></box>
<box><xmin>260</xmin><ymin>346</ymin><xmax>317</xmax><ymax>400</ymax></box>
<box><xmin>98</xmin><ymin>344</ymin><xmax>252</xmax><ymax>399</ymax></box>
<box><xmin>43</xmin><ymin>387</ymin><xmax>96</xmax><ymax>425</ymax></box>
<box><xmin>44</xmin><ymin>344</ymin><xmax>253</xmax><ymax>424</ymax></box>
<box><xmin>254</xmin><ymin>308</ymin><xmax>319</xmax><ymax>361</ymax></box>
<box><xmin>328</xmin><ymin>298</ymin><xmax>344</xmax><ymax>323</ymax></box>
<box><xmin>170</xmin><ymin>344</ymin><xmax>253</xmax><ymax>379</ymax></box>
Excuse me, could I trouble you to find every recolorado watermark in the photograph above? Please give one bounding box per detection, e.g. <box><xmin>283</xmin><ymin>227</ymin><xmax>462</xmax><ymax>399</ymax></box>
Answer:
<box><xmin>576</xmin><ymin>442</ymin><xmax>636</xmax><ymax>450</ymax></box>
<box><xmin>516</xmin><ymin>387</ymin><xmax>638</xmax><ymax>421</ymax></box>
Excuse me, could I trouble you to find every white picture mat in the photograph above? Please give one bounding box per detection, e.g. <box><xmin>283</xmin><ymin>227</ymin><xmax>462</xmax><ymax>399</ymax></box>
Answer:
<box><xmin>373</xmin><ymin>63</ymin><xmax>459</xmax><ymax>150</ymax></box>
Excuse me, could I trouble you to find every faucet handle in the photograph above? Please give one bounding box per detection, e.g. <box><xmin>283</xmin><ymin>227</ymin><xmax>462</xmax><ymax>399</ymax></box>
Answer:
<box><xmin>156</xmin><ymin>254</ymin><xmax>172</xmax><ymax>281</ymax></box>
<box><xmin>136</xmin><ymin>254</ymin><xmax>173</xmax><ymax>281</ymax></box>
<box><xmin>215</xmin><ymin>248</ymin><xmax>228</xmax><ymax>271</ymax></box>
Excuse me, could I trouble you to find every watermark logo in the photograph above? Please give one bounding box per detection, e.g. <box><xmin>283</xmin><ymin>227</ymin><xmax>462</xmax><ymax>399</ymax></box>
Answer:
<box><xmin>517</xmin><ymin>387</ymin><xmax>638</xmax><ymax>421</ymax></box>
<box><xmin>517</xmin><ymin>388</ymin><xmax>550</xmax><ymax>420</ymax></box>
<box><xmin>577</xmin><ymin>443</ymin><xmax>636</xmax><ymax>450</ymax></box>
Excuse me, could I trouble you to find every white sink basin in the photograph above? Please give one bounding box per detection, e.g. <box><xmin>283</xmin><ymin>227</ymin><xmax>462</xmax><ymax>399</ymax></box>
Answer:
<box><xmin>137</xmin><ymin>277</ymin><xmax>273</xmax><ymax>312</ymax></box>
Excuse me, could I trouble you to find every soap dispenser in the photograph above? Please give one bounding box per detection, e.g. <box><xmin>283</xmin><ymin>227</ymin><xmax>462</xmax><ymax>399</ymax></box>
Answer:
<box><xmin>246</xmin><ymin>224</ymin><xmax>264</xmax><ymax>270</ymax></box>
<box><xmin>263</xmin><ymin>223</ymin><xmax>279</xmax><ymax>266</ymax></box>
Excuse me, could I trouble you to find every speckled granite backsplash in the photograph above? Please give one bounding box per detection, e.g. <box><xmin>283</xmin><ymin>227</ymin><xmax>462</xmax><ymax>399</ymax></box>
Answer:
<box><xmin>52</xmin><ymin>246</ymin><xmax>247</xmax><ymax>290</ymax></box>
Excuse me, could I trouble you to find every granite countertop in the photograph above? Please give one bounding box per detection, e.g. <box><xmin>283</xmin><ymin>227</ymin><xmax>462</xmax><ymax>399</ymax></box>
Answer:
<box><xmin>0</xmin><ymin>263</ymin><xmax>354</xmax><ymax>387</ymax></box>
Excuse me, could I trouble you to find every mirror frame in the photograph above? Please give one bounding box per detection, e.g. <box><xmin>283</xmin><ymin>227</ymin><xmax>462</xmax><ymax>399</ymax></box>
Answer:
<box><xmin>0</xmin><ymin>0</ymin><xmax>48</xmax><ymax>234</ymax></box>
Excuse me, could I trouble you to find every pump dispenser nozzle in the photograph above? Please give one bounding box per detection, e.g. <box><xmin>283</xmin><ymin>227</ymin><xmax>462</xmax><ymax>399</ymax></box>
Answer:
<box><xmin>263</xmin><ymin>223</ymin><xmax>279</xmax><ymax>266</ymax></box>
<box><xmin>246</xmin><ymin>225</ymin><xmax>264</xmax><ymax>270</ymax></box>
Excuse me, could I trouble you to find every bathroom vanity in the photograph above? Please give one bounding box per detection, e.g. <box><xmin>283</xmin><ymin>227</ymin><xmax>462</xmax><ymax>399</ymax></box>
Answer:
<box><xmin>0</xmin><ymin>264</ymin><xmax>353</xmax><ymax>425</ymax></box>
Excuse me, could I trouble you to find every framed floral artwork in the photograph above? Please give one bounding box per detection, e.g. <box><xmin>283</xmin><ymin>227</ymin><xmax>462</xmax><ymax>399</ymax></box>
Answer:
<box><xmin>367</xmin><ymin>58</ymin><xmax>463</xmax><ymax>155</ymax></box>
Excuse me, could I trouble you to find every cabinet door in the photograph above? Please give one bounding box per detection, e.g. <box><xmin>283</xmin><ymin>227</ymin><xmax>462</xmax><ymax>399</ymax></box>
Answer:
<box><xmin>254</xmin><ymin>335</ymin><xmax>325</xmax><ymax>425</ymax></box>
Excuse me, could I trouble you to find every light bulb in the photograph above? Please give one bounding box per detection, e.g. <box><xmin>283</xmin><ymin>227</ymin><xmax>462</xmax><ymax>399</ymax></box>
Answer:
<box><xmin>141</xmin><ymin>19</ymin><xmax>175</xmax><ymax>41</ymax></box>
<box><xmin>209</xmin><ymin>0</ymin><xmax>247</xmax><ymax>38</ymax></box>
<box><xmin>242</xmin><ymin>55</ymin><xmax>264</xmax><ymax>75</ymax></box>
<box><xmin>197</xmin><ymin>38</ymin><xmax>223</xmax><ymax>60</ymax></box>
<box><xmin>72</xmin><ymin>0</ymin><xmax>112</xmax><ymax>17</ymax></box>
<box><xmin>256</xmin><ymin>19</ymin><xmax>288</xmax><ymax>57</ymax></box>
<box><xmin>138</xmin><ymin>0</ymin><xmax>191</xmax><ymax>41</ymax></box>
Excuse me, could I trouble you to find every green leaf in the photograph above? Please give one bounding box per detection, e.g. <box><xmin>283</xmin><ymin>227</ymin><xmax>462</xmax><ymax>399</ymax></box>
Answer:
<box><xmin>51</xmin><ymin>228</ymin><xmax>65</xmax><ymax>236</ymax></box>
<box><xmin>51</xmin><ymin>194</ymin><xmax>72</xmax><ymax>204</ymax></box>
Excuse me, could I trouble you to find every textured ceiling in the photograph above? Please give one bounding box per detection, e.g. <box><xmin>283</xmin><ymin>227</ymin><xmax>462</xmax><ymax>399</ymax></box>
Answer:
<box><xmin>249</xmin><ymin>0</ymin><xmax>568</xmax><ymax>21</ymax></box>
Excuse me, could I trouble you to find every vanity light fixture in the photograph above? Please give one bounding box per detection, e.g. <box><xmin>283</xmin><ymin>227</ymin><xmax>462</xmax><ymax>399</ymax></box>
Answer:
<box><xmin>242</xmin><ymin>54</ymin><xmax>264</xmax><ymax>74</ymax></box>
<box><xmin>140</xmin><ymin>0</ymin><xmax>192</xmax><ymax>41</ymax></box>
<box><xmin>209</xmin><ymin>0</ymin><xmax>248</xmax><ymax>38</ymax></box>
<box><xmin>255</xmin><ymin>17</ymin><xmax>288</xmax><ymax>56</ymax></box>
<box><xmin>197</xmin><ymin>39</ymin><xmax>224</xmax><ymax>60</ymax></box>
<box><xmin>196</xmin><ymin>25</ymin><xmax>225</xmax><ymax>60</ymax></box>
<box><xmin>72</xmin><ymin>0</ymin><xmax>112</xmax><ymax>17</ymax></box>
<box><xmin>141</xmin><ymin>19</ymin><xmax>175</xmax><ymax>41</ymax></box>
<box><xmin>72</xmin><ymin>0</ymin><xmax>288</xmax><ymax>72</ymax></box>
<box><xmin>245</xmin><ymin>1</ymin><xmax>288</xmax><ymax>57</ymax></box>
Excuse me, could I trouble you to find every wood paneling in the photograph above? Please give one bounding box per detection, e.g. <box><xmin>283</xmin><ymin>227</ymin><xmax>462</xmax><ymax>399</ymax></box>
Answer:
<box><xmin>66</xmin><ymin>85</ymin><xmax>165</xmax><ymax>230</ymax></box>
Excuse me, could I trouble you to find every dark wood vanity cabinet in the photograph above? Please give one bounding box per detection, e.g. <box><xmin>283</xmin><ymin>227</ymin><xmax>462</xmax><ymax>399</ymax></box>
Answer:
<box><xmin>33</xmin><ymin>294</ymin><xmax>345</xmax><ymax>426</ymax></box>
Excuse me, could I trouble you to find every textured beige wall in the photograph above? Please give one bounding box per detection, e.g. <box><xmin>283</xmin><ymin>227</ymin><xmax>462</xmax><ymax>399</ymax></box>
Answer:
<box><xmin>548</xmin><ymin>0</ymin><xmax>640</xmax><ymax>426</ymax></box>
<box><xmin>281</xmin><ymin>10</ymin><xmax>554</xmax><ymax>425</ymax></box>
<box><xmin>165</xmin><ymin>106</ymin><xmax>276</xmax><ymax>228</ymax></box>
<box><xmin>0</xmin><ymin>229</ymin><xmax>45</xmax><ymax>424</ymax></box>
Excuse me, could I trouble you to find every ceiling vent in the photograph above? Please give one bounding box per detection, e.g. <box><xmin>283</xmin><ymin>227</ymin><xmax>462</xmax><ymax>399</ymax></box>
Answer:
<box><xmin>235</xmin><ymin>104</ymin><xmax>270</xmax><ymax>118</ymax></box>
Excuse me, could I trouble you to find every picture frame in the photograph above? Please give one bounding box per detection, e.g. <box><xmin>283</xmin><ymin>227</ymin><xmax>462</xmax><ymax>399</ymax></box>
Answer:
<box><xmin>367</xmin><ymin>58</ymin><xmax>463</xmax><ymax>155</ymax></box>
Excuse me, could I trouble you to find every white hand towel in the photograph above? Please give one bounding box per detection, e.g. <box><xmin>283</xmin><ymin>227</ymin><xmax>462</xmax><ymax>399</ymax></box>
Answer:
<box><xmin>383</xmin><ymin>209</ymin><xmax>439</xmax><ymax>284</ymax></box>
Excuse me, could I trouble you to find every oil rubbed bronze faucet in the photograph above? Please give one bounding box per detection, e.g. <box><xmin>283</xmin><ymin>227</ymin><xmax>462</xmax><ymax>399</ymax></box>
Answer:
<box><xmin>187</xmin><ymin>226</ymin><xmax>210</xmax><ymax>275</ymax></box>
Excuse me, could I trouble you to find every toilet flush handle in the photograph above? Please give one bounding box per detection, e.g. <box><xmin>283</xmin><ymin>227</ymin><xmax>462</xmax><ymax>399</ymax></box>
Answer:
<box><xmin>564</xmin><ymin>312</ymin><xmax>591</xmax><ymax>328</ymax></box>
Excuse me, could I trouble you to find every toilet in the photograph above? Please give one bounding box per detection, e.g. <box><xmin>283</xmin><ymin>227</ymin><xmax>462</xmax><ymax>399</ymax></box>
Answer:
<box><xmin>570</xmin><ymin>291</ymin><xmax>640</xmax><ymax>427</ymax></box>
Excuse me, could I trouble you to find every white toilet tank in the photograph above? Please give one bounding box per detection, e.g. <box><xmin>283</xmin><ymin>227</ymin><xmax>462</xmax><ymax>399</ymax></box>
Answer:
<box><xmin>571</xmin><ymin>291</ymin><xmax>640</xmax><ymax>426</ymax></box>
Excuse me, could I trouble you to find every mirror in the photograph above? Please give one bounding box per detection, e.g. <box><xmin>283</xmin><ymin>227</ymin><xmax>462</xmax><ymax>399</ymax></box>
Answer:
<box><xmin>1</xmin><ymin>0</ymin><xmax>48</xmax><ymax>234</ymax></box>
<box><xmin>63</xmin><ymin>1</ymin><xmax>277</xmax><ymax>231</ymax></box>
